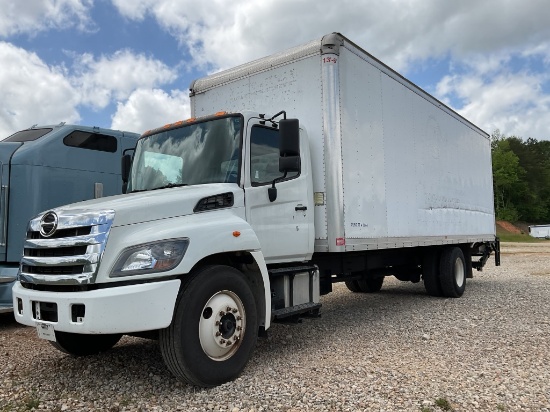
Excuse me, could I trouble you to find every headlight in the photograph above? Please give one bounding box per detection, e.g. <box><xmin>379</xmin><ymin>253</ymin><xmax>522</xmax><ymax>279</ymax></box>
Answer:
<box><xmin>110</xmin><ymin>238</ymin><xmax>189</xmax><ymax>277</ymax></box>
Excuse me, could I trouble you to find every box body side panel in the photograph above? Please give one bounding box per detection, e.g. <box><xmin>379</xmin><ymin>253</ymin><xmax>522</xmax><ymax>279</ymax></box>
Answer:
<box><xmin>339</xmin><ymin>45</ymin><xmax>495</xmax><ymax>241</ymax></box>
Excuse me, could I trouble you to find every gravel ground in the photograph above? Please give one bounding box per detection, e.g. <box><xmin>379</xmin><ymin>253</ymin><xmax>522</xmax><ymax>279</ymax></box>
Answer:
<box><xmin>1</xmin><ymin>242</ymin><xmax>549</xmax><ymax>412</ymax></box>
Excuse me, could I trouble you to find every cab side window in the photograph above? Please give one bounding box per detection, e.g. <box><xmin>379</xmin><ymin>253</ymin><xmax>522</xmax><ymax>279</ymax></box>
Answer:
<box><xmin>63</xmin><ymin>131</ymin><xmax>117</xmax><ymax>153</ymax></box>
<box><xmin>250</xmin><ymin>125</ymin><xmax>299</xmax><ymax>185</ymax></box>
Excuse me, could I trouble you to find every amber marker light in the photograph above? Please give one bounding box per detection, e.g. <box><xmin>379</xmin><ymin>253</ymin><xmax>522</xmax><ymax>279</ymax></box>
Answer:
<box><xmin>233</xmin><ymin>231</ymin><xmax>241</xmax><ymax>237</ymax></box>
<box><xmin>215</xmin><ymin>111</ymin><xmax>227</xmax><ymax>116</ymax></box>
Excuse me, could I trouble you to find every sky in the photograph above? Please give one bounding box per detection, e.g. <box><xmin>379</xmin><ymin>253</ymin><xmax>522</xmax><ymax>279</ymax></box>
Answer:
<box><xmin>0</xmin><ymin>0</ymin><xmax>549</xmax><ymax>140</ymax></box>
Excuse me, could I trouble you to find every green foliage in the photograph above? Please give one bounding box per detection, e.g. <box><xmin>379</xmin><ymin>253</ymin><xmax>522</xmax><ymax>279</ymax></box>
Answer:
<box><xmin>491</xmin><ymin>130</ymin><xmax>550</xmax><ymax>223</ymax></box>
<box><xmin>434</xmin><ymin>397</ymin><xmax>453</xmax><ymax>411</ymax></box>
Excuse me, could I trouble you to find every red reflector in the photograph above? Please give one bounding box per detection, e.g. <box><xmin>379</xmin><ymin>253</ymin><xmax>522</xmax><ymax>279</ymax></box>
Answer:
<box><xmin>233</xmin><ymin>231</ymin><xmax>241</xmax><ymax>237</ymax></box>
<box><xmin>336</xmin><ymin>238</ymin><xmax>345</xmax><ymax>246</ymax></box>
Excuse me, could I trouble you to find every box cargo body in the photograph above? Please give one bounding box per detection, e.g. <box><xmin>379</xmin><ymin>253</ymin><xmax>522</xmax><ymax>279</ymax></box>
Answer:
<box><xmin>190</xmin><ymin>33</ymin><xmax>495</xmax><ymax>252</ymax></box>
<box><xmin>528</xmin><ymin>225</ymin><xmax>550</xmax><ymax>238</ymax></box>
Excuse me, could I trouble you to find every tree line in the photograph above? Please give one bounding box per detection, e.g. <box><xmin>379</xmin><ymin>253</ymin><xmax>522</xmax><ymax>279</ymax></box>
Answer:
<box><xmin>491</xmin><ymin>130</ymin><xmax>550</xmax><ymax>222</ymax></box>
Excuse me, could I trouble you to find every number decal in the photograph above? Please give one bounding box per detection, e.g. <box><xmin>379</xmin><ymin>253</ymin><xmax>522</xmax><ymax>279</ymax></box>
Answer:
<box><xmin>323</xmin><ymin>57</ymin><xmax>338</xmax><ymax>64</ymax></box>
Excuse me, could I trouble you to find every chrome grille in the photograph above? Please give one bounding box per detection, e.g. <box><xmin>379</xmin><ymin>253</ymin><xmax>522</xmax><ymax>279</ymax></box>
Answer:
<box><xmin>18</xmin><ymin>209</ymin><xmax>115</xmax><ymax>286</ymax></box>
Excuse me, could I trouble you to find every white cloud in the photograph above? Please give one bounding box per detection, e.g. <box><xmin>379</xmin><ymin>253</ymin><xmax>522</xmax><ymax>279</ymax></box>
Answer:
<box><xmin>0</xmin><ymin>42</ymin><xmax>180</xmax><ymax>137</ymax></box>
<box><xmin>0</xmin><ymin>42</ymin><xmax>79</xmax><ymax>138</ymax></box>
<box><xmin>437</xmin><ymin>71</ymin><xmax>550</xmax><ymax>139</ymax></box>
<box><xmin>73</xmin><ymin>50</ymin><xmax>178</xmax><ymax>109</ymax></box>
<box><xmin>111</xmin><ymin>88</ymin><xmax>190</xmax><ymax>134</ymax></box>
<box><xmin>111</xmin><ymin>0</ymin><xmax>550</xmax><ymax>73</ymax></box>
<box><xmin>0</xmin><ymin>0</ymin><xmax>94</xmax><ymax>37</ymax></box>
<box><xmin>2</xmin><ymin>0</ymin><xmax>550</xmax><ymax>140</ymax></box>
<box><xmin>107</xmin><ymin>0</ymin><xmax>550</xmax><ymax>139</ymax></box>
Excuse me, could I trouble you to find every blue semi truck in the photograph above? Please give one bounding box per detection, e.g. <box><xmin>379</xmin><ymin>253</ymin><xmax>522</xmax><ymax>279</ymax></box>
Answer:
<box><xmin>0</xmin><ymin>123</ymin><xmax>139</xmax><ymax>313</ymax></box>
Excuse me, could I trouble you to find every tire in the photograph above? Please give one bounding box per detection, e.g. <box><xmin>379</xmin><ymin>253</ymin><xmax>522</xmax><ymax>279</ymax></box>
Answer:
<box><xmin>439</xmin><ymin>247</ymin><xmax>466</xmax><ymax>298</ymax></box>
<box><xmin>357</xmin><ymin>276</ymin><xmax>384</xmax><ymax>293</ymax></box>
<box><xmin>393</xmin><ymin>273</ymin><xmax>411</xmax><ymax>282</ymax></box>
<box><xmin>51</xmin><ymin>332</ymin><xmax>122</xmax><ymax>356</ymax></box>
<box><xmin>344</xmin><ymin>280</ymin><xmax>362</xmax><ymax>293</ymax></box>
<box><xmin>160</xmin><ymin>265</ymin><xmax>258</xmax><ymax>387</ymax></box>
<box><xmin>422</xmin><ymin>250</ymin><xmax>442</xmax><ymax>297</ymax></box>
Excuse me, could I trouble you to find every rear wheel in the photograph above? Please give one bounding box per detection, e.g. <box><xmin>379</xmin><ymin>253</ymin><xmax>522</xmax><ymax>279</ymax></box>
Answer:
<box><xmin>160</xmin><ymin>265</ymin><xmax>258</xmax><ymax>387</ymax></box>
<box><xmin>344</xmin><ymin>280</ymin><xmax>362</xmax><ymax>293</ymax></box>
<box><xmin>422</xmin><ymin>250</ymin><xmax>442</xmax><ymax>297</ymax></box>
<box><xmin>439</xmin><ymin>247</ymin><xmax>466</xmax><ymax>298</ymax></box>
<box><xmin>357</xmin><ymin>276</ymin><xmax>384</xmax><ymax>293</ymax></box>
<box><xmin>51</xmin><ymin>332</ymin><xmax>122</xmax><ymax>356</ymax></box>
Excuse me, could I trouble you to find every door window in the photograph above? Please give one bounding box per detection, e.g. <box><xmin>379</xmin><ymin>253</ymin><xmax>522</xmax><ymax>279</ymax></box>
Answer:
<box><xmin>250</xmin><ymin>126</ymin><xmax>298</xmax><ymax>185</ymax></box>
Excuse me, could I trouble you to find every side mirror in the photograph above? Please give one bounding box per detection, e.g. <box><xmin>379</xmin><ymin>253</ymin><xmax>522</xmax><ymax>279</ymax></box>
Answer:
<box><xmin>268</xmin><ymin>119</ymin><xmax>301</xmax><ymax>203</ymax></box>
<box><xmin>279</xmin><ymin>119</ymin><xmax>300</xmax><ymax>174</ymax></box>
<box><xmin>121</xmin><ymin>154</ymin><xmax>132</xmax><ymax>193</ymax></box>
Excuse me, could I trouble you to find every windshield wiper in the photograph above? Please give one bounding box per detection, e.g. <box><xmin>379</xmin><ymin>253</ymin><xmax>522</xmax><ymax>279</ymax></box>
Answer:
<box><xmin>128</xmin><ymin>183</ymin><xmax>188</xmax><ymax>193</ymax></box>
<box><xmin>150</xmin><ymin>183</ymin><xmax>189</xmax><ymax>191</ymax></box>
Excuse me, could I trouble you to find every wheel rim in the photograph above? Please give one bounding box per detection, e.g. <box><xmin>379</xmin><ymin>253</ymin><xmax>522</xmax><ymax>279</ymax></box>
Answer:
<box><xmin>454</xmin><ymin>257</ymin><xmax>465</xmax><ymax>288</ymax></box>
<box><xmin>198</xmin><ymin>290</ymin><xmax>246</xmax><ymax>361</ymax></box>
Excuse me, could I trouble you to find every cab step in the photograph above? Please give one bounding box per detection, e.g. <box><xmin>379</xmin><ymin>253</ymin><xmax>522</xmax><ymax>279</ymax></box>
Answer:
<box><xmin>269</xmin><ymin>265</ymin><xmax>321</xmax><ymax>323</ymax></box>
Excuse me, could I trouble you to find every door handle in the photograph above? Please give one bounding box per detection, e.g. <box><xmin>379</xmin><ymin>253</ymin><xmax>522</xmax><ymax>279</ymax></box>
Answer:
<box><xmin>295</xmin><ymin>205</ymin><xmax>307</xmax><ymax>211</ymax></box>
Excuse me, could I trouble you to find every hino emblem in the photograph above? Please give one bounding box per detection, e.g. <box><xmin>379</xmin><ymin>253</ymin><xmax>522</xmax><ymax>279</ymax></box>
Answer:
<box><xmin>39</xmin><ymin>212</ymin><xmax>58</xmax><ymax>237</ymax></box>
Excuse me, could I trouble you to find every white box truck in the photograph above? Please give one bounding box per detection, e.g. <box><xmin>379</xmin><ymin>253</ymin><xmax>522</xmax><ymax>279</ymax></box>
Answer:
<box><xmin>528</xmin><ymin>225</ymin><xmax>550</xmax><ymax>239</ymax></box>
<box><xmin>12</xmin><ymin>33</ymin><xmax>500</xmax><ymax>387</ymax></box>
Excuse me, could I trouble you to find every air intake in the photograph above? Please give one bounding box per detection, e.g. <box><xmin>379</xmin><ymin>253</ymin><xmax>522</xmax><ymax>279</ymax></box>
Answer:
<box><xmin>194</xmin><ymin>192</ymin><xmax>234</xmax><ymax>213</ymax></box>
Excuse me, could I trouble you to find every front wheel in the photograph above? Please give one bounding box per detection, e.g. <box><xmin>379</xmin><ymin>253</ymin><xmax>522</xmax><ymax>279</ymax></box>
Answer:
<box><xmin>160</xmin><ymin>265</ymin><xmax>258</xmax><ymax>387</ymax></box>
<box><xmin>51</xmin><ymin>332</ymin><xmax>122</xmax><ymax>356</ymax></box>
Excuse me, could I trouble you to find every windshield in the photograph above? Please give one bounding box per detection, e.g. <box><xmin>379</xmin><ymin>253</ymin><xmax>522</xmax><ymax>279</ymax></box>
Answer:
<box><xmin>4</xmin><ymin>128</ymin><xmax>53</xmax><ymax>142</ymax></box>
<box><xmin>127</xmin><ymin>115</ymin><xmax>242</xmax><ymax>192</ymax></box>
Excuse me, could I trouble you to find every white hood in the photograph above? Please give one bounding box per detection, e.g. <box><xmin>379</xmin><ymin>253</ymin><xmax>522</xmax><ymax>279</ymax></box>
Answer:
<box><xmin>50</xmin><ymin>183</ymin><xmax>243</xmax><ymax>227</ymax></box>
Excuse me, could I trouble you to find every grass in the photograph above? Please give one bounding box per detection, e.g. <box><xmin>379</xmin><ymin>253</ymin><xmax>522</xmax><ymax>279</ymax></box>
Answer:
<box><xmin>434</xmin><ymin>397</ymin><xmax>453</xmax><ymax>411</ymax></box>
<box><xmin>0</xmin><ymin>391</ymin><xmax>41</xmax><ymax>412</ymax></box>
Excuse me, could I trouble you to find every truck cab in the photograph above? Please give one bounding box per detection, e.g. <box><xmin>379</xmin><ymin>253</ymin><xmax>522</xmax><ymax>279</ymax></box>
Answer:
<box><xmin>0</xmin><ymin>123</ymin><xmax>139</xmax><ymax>313</ymax></box>
<box><xmin>13</xmin><ymin>111</ymin><xmax>316</xmax><ymax>386</ymax></box>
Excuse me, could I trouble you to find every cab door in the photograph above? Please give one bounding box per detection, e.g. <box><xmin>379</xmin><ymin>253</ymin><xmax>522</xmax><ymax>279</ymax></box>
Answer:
<box><xmin>244</xmin><ymin>120</ymin><xmax>313</xmax><ymax>264</ymax></box>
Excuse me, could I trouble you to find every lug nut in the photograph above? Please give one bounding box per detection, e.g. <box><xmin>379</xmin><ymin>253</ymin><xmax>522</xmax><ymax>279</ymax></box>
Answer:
<box><xmin>236</xmin><ymin>326</ymin><xmax>242</xmax><ymax>331</ymax></box>
<box><xmin>233</xmin><ymin>336</ymin><xmax>238</xmax><ymax>341</ymax></box>
<box><xmin>215</xmin><ymin>332</ymin><xmax>221</xmax><ymax>337</ymax></box>
<box><xmin>220</xmin><ymin>339</ymin><xmax>226</xmax><ymax>344</ymax></box>
<box><xmin>219</xmin><ymin>311</ymin><xmax>225</xmax><ymax>316</ymax></box>
<box><xmin>226</xmin><ymin>306</ymin><xmax>232</xmax><ymax>312</ymax></box>
<box><xmin>215</xmin><ymin>321</ymin><xmax>220</xmax><ymax>326</ymax></box>
<box><xmin>232</xmin><ymin>309</ymin><xmax>238</xmax><ymax>313</ymax></box>
<box><xmin>226</xmin><ymin>341</ymin><xmax>232</xmax><ymax>346</ymax></box>
<box><xmin>236</xmin><ymin>316</ymin><xmax>242</xmax><ymax>321</ymax></box>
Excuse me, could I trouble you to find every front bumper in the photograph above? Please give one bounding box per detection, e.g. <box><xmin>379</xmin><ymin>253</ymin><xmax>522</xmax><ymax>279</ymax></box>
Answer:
<box><xmin>12</xmin><ymin>280</ymin><xmax>180</xmax><ymax>334</ymax></box>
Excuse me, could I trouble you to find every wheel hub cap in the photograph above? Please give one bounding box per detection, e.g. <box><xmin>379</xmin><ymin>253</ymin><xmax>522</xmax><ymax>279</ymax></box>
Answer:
<box><xmin>199</xmin><ymin>290</ymin><xmax>245</xmax><ymax>361</ymax></box>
